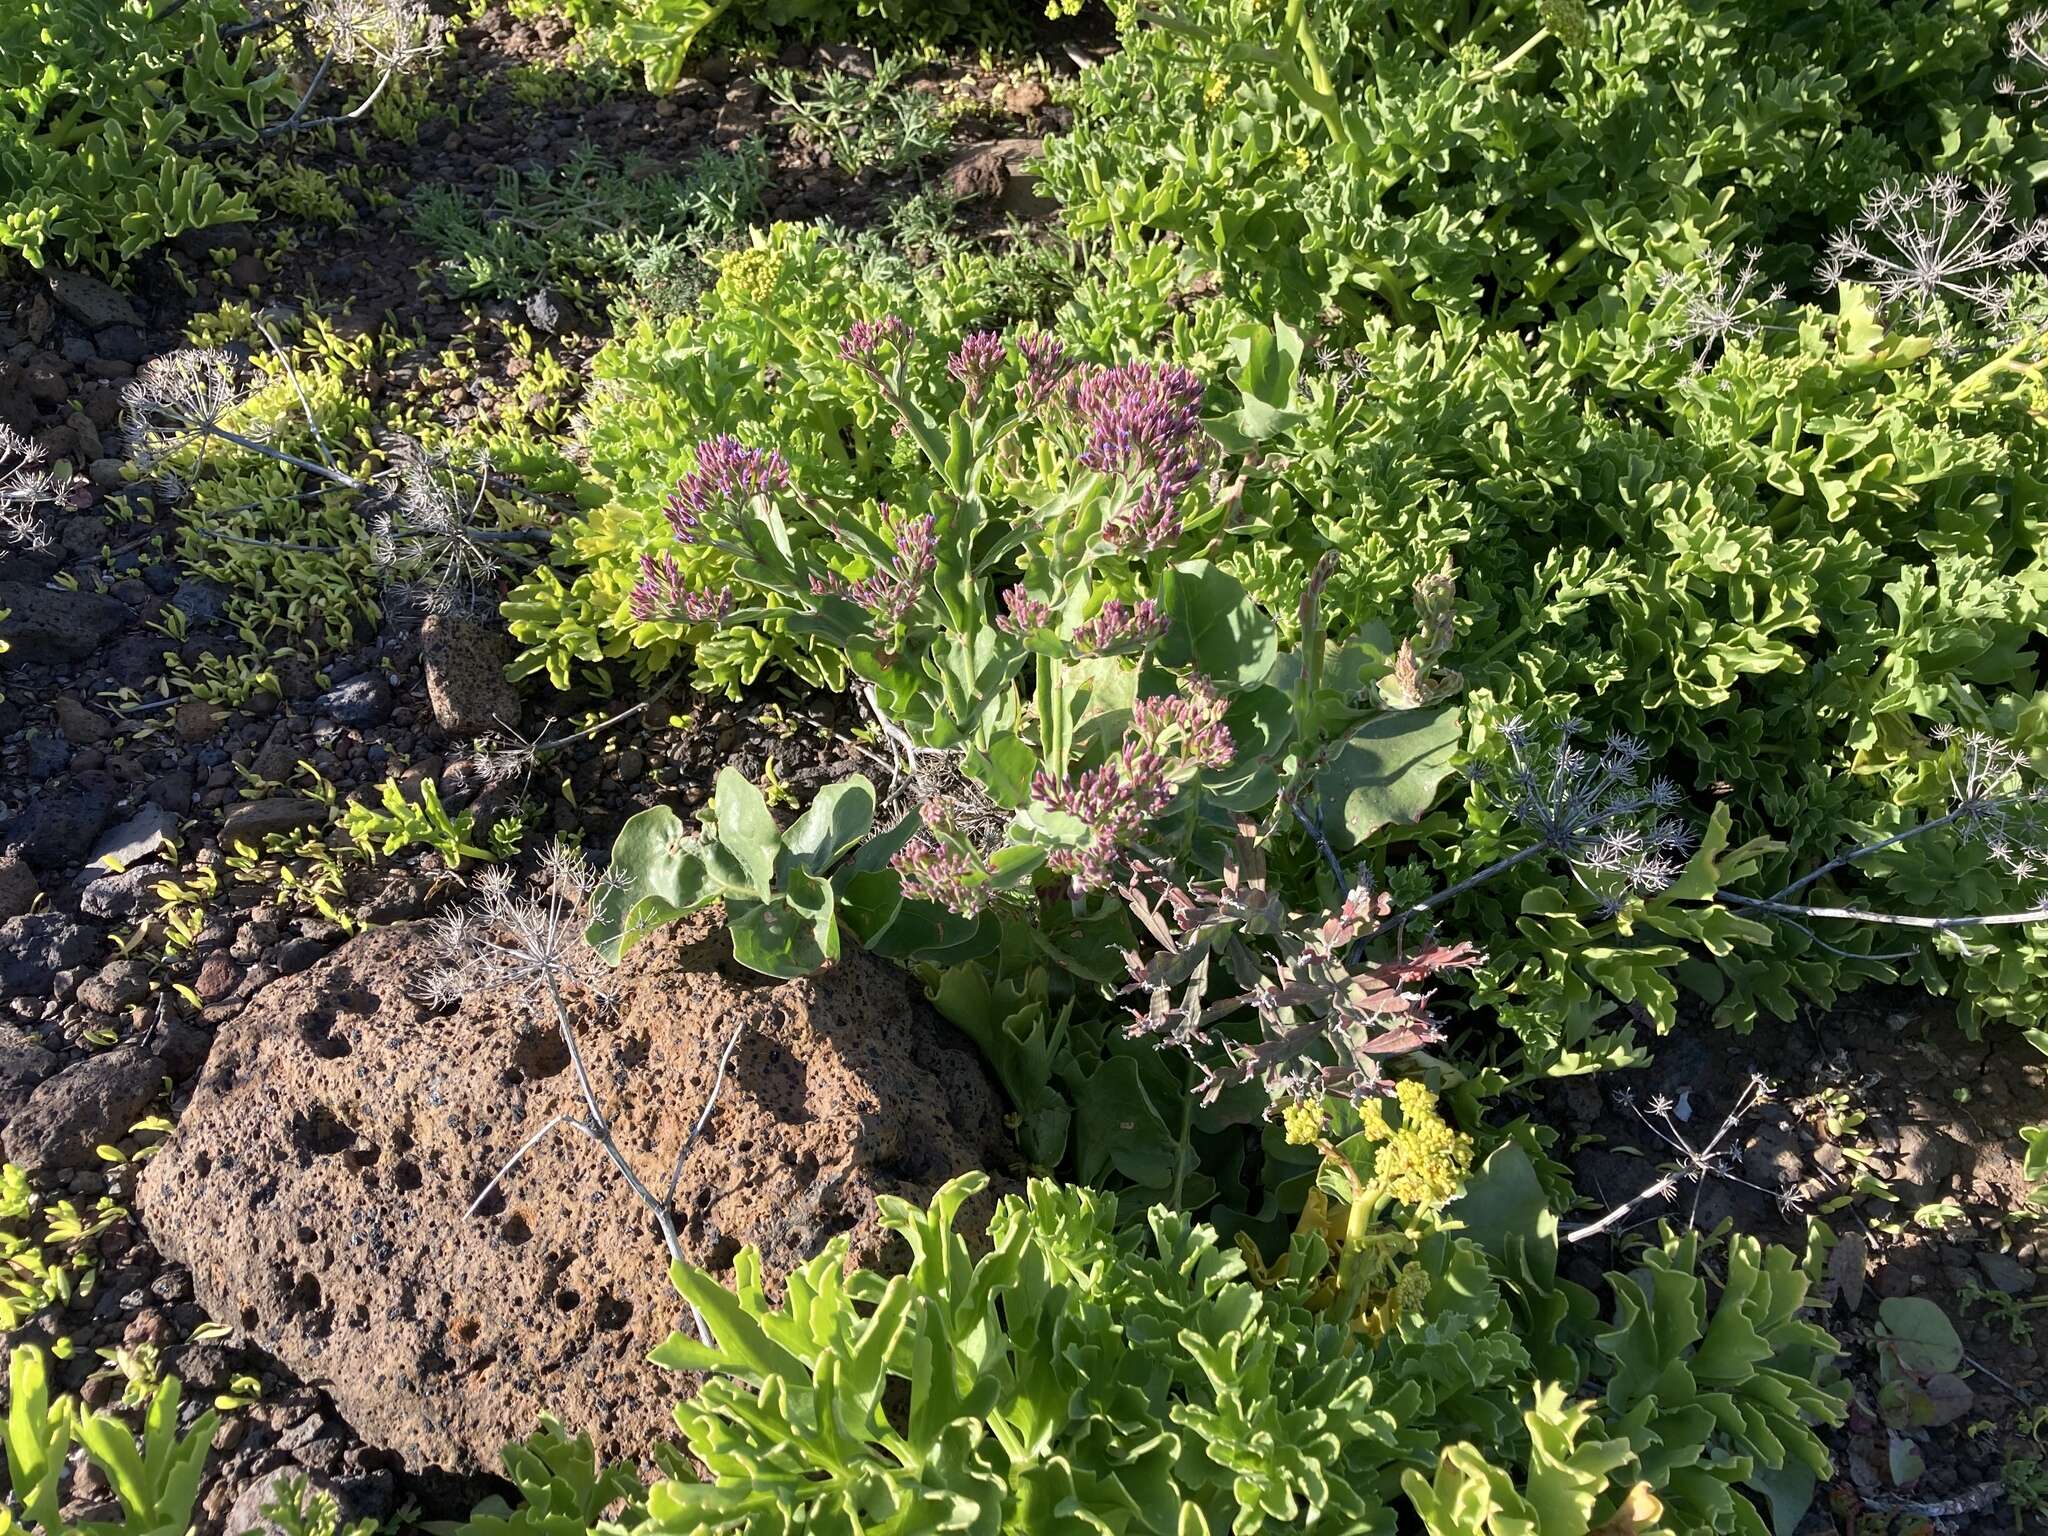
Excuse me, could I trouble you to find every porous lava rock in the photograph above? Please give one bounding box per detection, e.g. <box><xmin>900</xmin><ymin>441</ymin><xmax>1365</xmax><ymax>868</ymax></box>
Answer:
<box><xmin>140</xmin><ymin>916</ymin><xmax>1015</xmax><ymax>1474</ymax></box>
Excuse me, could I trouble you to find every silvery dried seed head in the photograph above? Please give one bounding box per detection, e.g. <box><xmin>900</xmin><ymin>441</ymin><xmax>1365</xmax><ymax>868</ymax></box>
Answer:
<box><xmin>0</xmin><ymin>425</ymin><xmax>56</xmax><ymax>552</ymax></box>
<box><xmin>1999</xmin><ymin>11</ymin><xmax>2048</xmax><ymax>102</ymax></box>
<box><xmin>1658</xmin><ymin>247</ymin><xmax>1787</xmax><ymax>370</ymax></box>
<box><xmin>414</xmin><ymin>841</ymin><xmax>613</xmax><ymax>1008</ymax></box>
<box><xmin>306</xmin><ymin>0</ymin><xmax>440</xmax><ymax>70</ymax></box>
<box><xmin>370</xmin><ymin>436</ymin><xmax>505</xmax><ymax>616</ymax></box>
<box><xmin>1817</xmin><ymin>175</ymin><xmax>2048</xmax><ymax>329</ymax></box>
<box><xmin>1495</xmin><ymin>716</ymin><xmax>1693</xmax><ymax>898</ymax></box>
<box><xmin>1931</xmin><ymin>725</ymin><xmax>2048</xmax><ymax>886</ymax></box>
<box><xmin>123</xmin><ymin>350</ymin><xmax>258</xmax><ymax>477</ymax></box>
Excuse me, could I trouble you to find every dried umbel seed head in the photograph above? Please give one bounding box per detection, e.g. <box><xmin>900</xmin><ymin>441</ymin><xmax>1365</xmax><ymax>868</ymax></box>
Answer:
<box><xmin>305</xmin><ymin>0</ymin><xmax>441</xmax><ymax>71</ymax></box>
<box><xmin>370</xmin><ymin>437</ymin><xmax>504</xmax><ymax>616</ymax></box>
<box><xmin>1931</xmin><ymin>724</ymin><xmax>2048</xmax><ymax>885</ymax></box>
<box><xmin>414</xmin><ymin>843</ymin><xmax>613</xmax><ymax>1009</ymax></box>
<box><xmin>1818</xmin><ymin>175</ymin><xmax>2048</xmax><ymax>328</ymax></box>
<box><xmin>1657</xmin><ymin>246</ymin><xmax>1788</xmax><ymax>370</ymax></box>
<box><xmin>663</xmin><ymin>435</ymin><xmax>791</xmax><ymax>542</ymax></box>
<box><xmin>945</xmin><ymin>331</ymin><xmax>1007</xmax><ymax>405</ymax></box>
<box><xmin>0</xmin><ymin>425</ymin><xmax>57</xmax><ymax>553</ymax></box>
<box><xmin>1490</xmin><ymin>717</ymin><xmax>1693</xmax><ymax>900</ymax></box>
<box><xmin>1999</xmin><ymin>10</ymin><xmax>2048</xmax><ymax>102</ymax></box>
<box><xmin>122</xmin><ymin>350</ymin><xmax>258</xmax><ymax>476</ymax></box>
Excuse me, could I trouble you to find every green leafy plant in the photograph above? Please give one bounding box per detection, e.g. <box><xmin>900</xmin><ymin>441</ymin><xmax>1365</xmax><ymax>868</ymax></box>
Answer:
<box><xmin>451</xmin><ymin>1161</ymin><xmax>1843</xmax><ymax>1534</ymax></box>
<box><xmin>763</xmin><ymin>53</ymin><xmax>948</xmax><ymax>177</ymax></box>
<box><xmin>590</xmin><ymin>766</ymin><xmax>882</xmax><ymax>978</ymax></box>
<box><xmin>343</xmin><ymin>775</ymin><xmax>501</xmax><ymax>870</ymax></box>
<box><xmin>0</xmin><ymin>0</ymin><xmax>282</xmax><ymax>272</ymax></box>
<box><xmin>4</xmin><ymin>1345</ymin><xmax>216</xmax><ymax>1536</ymax></box>
<box><xmin>407</xmin><ymin>141</ymin><xmax>768</xmax><ymax>303</ymax></box>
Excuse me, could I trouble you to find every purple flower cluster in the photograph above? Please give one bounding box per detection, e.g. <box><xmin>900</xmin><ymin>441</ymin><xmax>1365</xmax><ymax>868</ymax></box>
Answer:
<box><xmin>994</xmin><ymin>585</ymin><xmax>1055</xmax><ymax>635</ymax></box>
<box><xmin>891</xmin><ymin>805</ymin><xmax>995</xmax><ymax>915</ymax></box>
<box><xmin>663</xmin><ymin>435</ymin><xmax>790</xmax><ymax>542</ymax></box>
<box><xmin>1031</xmin><ymin>678</ymin><xmax>1233</xmax><ymax>888</ymax></box>
<box><xmin>1068</xmin><ymin>362</ymin><xmax>1207</xmax><ymax>553</ymax></box>
<box><xmin>838</xmin><ymin>313</ymin><xmax>914</xmax><ymax>365</ymax></box>
<box><xmin>1014</xmin><ymin>331</ymin><xmax>1072</xmax><ymax>409</ymax></box>
<box><xmin>1071</xmin><ymin>597</ymin><xmax>1169</xmax><ymax>655</ymax></box>
<box><xmin>946</xmin><ymin>331</ymin><xmax>1007</xmax><ymax>405</ymax></box>
<box><xmin>810</xmin><ymin>507</ymin><xmax>937</xmax><ymax>625</ymax></box>
<box><xmin>629</xmin><ymin>551</ymin><xmax>734</xmax><ymax>624</ymax></box>
<box><xmin>1129</xmin><ymin>679</ymin><xmax>1233</xmax><ymax>769</ymax></box>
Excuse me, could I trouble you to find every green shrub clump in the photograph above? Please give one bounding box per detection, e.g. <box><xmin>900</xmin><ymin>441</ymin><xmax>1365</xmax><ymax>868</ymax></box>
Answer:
<box><xmin>1024</xmin><ymin>0</ymin><xmax>2048</xmax><ymax>1038</ymax></box>
<box><xmin>518</xmin><ymin>0</ymin><xmax>999</xmax><ymax>91</ymax></box>
<box><xmin>438</xmin><ymin>1162</ymin><xmax>1845</xmax><ymax>1535</ymax></box>
<box><xmin>0</xmin><ymin>0</ymin><xmax>286</xmax><ymax>273</ymax></box>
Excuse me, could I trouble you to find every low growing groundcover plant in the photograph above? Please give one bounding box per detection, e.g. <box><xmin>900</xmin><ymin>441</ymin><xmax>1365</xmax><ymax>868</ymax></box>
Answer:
<box><xmin>11</xmin><ymin>0</ymin><xmax>2048</xmax><ymax>1528</ymax></box>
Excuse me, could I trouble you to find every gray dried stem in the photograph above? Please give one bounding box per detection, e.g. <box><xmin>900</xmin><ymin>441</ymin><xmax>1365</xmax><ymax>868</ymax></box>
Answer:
<box><xmin>1721</xmin><ymin>727</ymin><xmax>2048</xmax><ymax>952</ymax></box>
<box><xmin>417</xmin><ymin>845</ymin><xmax>745</xmax><ymax>1346</ymax></box>
<box><xmin>1566</xmin><ymin>1073</ymin><xmax>1795</xmax><ymax>1244</ymax></box>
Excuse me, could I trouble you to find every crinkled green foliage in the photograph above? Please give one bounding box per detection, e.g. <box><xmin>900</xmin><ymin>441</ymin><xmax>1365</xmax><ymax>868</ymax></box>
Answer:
<box><xmin>1028</xmin><ymin>0</ymin><xmax>2048</xmax><ymax>1038</ymax></box>
<box><xmin>515</xmin><ymin>0</ymin><xmax>999</xmax><ymax>91</ymax></box>
<box><xmin>0</xmin><ymin>0</ymin><xmax>286</xmax><ymax>273</ymax></box>
<box><xmin>1038</xmin><ymin>0</ymin><xmax>2040</xmax><ymax>325</ymax></box>
<box><xmin>440</xmin><ymin>1165</ymin><xmax>1844</xmax><ymax>1535</ymax></box>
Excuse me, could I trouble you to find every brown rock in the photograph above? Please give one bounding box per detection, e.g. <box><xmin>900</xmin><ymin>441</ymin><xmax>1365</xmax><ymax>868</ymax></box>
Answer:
<box><xmin>194</xmin><ymin>951</ymin><xmax>240</xmax><ymax>1003</ymax></box>
<box><xmin>54</xmin><ymin>696</ymin><xmax>114</xmax><ymax>746</ymax></box>
<box><xmin>0</xmin><ymin>852</ymin><xmax>36</xmax><ymax>919</ymax></box>
<box><xmin>421</xmin><ymin>613</ymin><xmax>521</xmax><ymax>738</ymax></box>
<box><xmin>943</xmin><ymin>138</ymin><xmax>1055</xmax><ymax>221</ymax></box>
<box><xmin>220</xmin><ymin>797</ymin><xmax>327</xmax><ymax>852</ymax></box>
<box><xmin>139</xmin><ymin>917</ymin><xmax>1014</xmax><ymax>1474</ymax></box>
<box><xmin>174</xmin><ymin>699</ymin><xmax>224</xmax><ymax>743</ymax></box>
<box><xmin>1000</xmin><ymin>78</ymin><xmax>1049</xmax><ymax>116</ymax></box>
<box><xmin>3</xmin><ymin>1047</ymin><xmax>162</xmax><ymax>1172</ymax></box>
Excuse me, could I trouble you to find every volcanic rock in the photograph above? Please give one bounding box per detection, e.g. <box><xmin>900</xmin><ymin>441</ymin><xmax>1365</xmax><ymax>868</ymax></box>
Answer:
<box><xmin>139</xmin><ymin>916</ymin><xmax>1015</xmax><ymax>1473</ymax></box>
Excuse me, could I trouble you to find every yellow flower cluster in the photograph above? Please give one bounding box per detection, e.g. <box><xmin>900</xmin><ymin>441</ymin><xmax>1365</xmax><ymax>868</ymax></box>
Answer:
<box><xmin>717</xmin><ymin>247</ymin><xmax>785</xmax><ymax>307</ymax></box>
<box><xmin>1281</xmin><ymin>1098</ymin><xmax>1328</xmax><ymax>1147</ymax></box>
<box><xmin>1362</xmin><ymin>1080</ymin><xmax>1473</xmax><ymax>1209</ymax></box>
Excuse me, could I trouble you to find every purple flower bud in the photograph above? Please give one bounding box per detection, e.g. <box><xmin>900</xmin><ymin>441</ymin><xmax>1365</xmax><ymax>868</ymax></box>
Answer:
<box><xmin>630</xmin><ymin>551</ymin><xmax>734</xmax><ymax>624</ymax></box>
<box><xmin>1071</xmin><ymin>596</ymin><xmax>1169</xmax><ymax>655</ymax></box>
<box><xmin>811</xmin><ymin>506</ymin><xmax>937</xmax><ymax>625</ymax></box>
<box><xmin>995</xmin><ymin>585</ymin><xmax>1055</xmax><ymax>635</ymax></box>
<box><xmin>1067</xmin><ymin>362</ymin><xmax>1207</xmax><ymax>552</ymax></box>
<box><xmin>1015</xmin><ymin>331</ymin><xmax>1072</xmax><ymax>409</ymax></box>
<box><xmin>664</xmin><ymin>435</ymin><xmax>790</xmax><ymax>542</ymax></box>
<box><xmin>946</xmin><ymin>330</ymin><xmax>1007</xmax><ymax>405</ymax></box>
<box><xmin>839</xmin><ymin>314</ymin><xmax>913</xmax><ymax>365</ymax></box>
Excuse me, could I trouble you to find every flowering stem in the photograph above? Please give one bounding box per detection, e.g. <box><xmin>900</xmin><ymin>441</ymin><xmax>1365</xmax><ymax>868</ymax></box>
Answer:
<box><xmin>539</xmin><ymin>970</ymin><xmax>713</xmax><ymax>1346</ymax></box>
<box><xmin>1952</xmin><ymin>325</ymin><xmax>2048</xmax><ymax>403</ymax></box>
<box><xmin>1767</xmin><ymin>808</ymin><xmax>1965</xmax><ymax>903</ymax></box>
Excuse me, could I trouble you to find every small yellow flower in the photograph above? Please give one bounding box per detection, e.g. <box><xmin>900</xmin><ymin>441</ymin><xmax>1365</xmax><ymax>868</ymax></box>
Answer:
<box><xmin>1281</xmin><ymin>1098</ymin><xmax>1327</xmax><ymax>1146</ymax></box>
<box><xmin>1361</xmin><ymin>1080</ymin><xmax>1473</xmax><ymax>1209</ymax></box>
<box><xmin>717</xmin><ymin>248</ymin><xmax>785</xmax><ymax>307</ymax></box>
<box><xmin>1203</xmin><ymin>72</ymin><xmax>1228</xmax><ymax>109</ymax></box>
